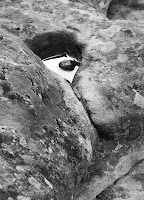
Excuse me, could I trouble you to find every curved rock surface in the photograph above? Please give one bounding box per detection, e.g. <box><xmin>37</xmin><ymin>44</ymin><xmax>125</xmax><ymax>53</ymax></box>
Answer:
<box><xmin>107</xmin><ymin>0</ymin><xmax>144</xmax><ymax>21</ymax></box>
<box><xmin>0</xmin><ymin>1</ymin><xmax>144</xmax><ymax>200</ymax></box>
<box><xmin>0</xmin><ymin>29</ymin><xmax>95</xmax><ymax>200</ymax></box>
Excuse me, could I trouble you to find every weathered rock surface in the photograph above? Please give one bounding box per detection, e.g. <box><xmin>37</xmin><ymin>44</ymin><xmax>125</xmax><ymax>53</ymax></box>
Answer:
<box><xmin>73</xmin><ymin>17</ymin><xmax>144</xmax><ymax>200</ymax></box>
<box><xmin>107</xmin><ymin>0</ymin><xmax>144</xmax><ymax>21</ymax></box>
<box><xmin>0</xmin><ymin>1</ymin><xmax>144</xmax><ymax>200</ymax></box>
<box><xmin>96</xmin><ymin>160</ymin><xmax>144</xmax><ymax>200</ymax></box>
<box><xmin>0</xmin><ymin>29</ymin><xmax>95</xmax><ymax>200</ymax></box>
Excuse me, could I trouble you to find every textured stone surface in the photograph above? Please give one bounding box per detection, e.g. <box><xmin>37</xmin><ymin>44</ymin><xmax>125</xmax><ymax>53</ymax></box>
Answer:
<box><xmin>96</xmin><ymin>160</ymin><xmax>144</xmax><ymax>200</ymax></box>
<box><xmin>107</xmin><ymin>0</ymin><xmax>144</xmax><ymax>21</ymax></box>
<box><xmin>0</xmin><ymin>29</ymin><xmax>94</xmax><ymax>200</ymax></box>
<box><xmin>0</xmin><ymin>1</ymin><xmax>144</xmax><ymax>200</ymax></box>
<box><xmin>73</xmin><ymin>21</ymin><xmax>144</xmax><ymax>140</ymax></box>
<box><xmin>73</xmin><ymin>20</ymin><xmax>144</xmax><ymax>200</ymax></box>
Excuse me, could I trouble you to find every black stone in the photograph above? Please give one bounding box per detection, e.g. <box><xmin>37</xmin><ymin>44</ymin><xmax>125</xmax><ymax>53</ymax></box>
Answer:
<box><xmin>59</xmin><ymin>60</ymin><xmax>80</xmax><ymax>71</ymax></box>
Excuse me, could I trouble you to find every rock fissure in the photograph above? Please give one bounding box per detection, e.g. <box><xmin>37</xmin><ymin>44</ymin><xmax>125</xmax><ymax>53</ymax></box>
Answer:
<box><xmin>0</xmin><ymin>1</ymin><xmax>144</xmax><ymax>200</ymax></box>
<box><xmin>96</xmin><ymin>157</ymin><xmax>144</xmax><ymax>200</ymax></box>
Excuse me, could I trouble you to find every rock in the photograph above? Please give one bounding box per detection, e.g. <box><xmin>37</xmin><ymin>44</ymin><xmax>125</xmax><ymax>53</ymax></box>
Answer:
<box><xmin>107</xmin><ymin>0</ymin><xmax>144</xmax><ymax>21</ymax></box>
<box><xmin>0</xmin><ymin>29</ymin><xmax>94</xmax><ymax>200</ymax></box>
<box><xmin>73</xmin><ymin>20</ymin><xmax>144</xmax><ymax>200</ymax></box>
<box><xmin>73</xmin><ymin>21</ymin><xmax>144</xmax><ymax>141</ymax></box>
<box><xmin>1</xmin><ymin>1</ymin><xmax>144</xmax><ymax>200</ymax></box>
<box><xmin>0</xmin><ymin>0</ymin><xmax>107</xmax><ymax>42</ymax></box>
<box><xmin>59</xmin><ymin>60</ymin><xmax>78</xmax><ymax>71</ymax></box>
<box><xmin>96</xmin><ymin>160</ymin><xmax>144</xmax><ymax>200</ymax></box>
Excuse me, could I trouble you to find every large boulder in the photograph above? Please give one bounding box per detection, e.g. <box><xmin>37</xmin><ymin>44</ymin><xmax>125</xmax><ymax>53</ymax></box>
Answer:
<box><xmin>73</xmin><ymin>16</ymin><xmax>144</xmax><ymax>200</ymax></box>
<box><xmin>0</xmin><ymin>1</ymin><xmax>144</xmax><ymax>200</ymax></box>
<box><xmin>0</xmin><ymin>29</ymin><xmax>94</xmax><ymax>200</ymax></box>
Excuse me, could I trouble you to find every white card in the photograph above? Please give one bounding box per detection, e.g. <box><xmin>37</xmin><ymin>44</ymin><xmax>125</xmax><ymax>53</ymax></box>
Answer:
<box><xmin>42</xmin><ymin>55</ymin><xmax>79</xmax><ymax>83</ymax></box>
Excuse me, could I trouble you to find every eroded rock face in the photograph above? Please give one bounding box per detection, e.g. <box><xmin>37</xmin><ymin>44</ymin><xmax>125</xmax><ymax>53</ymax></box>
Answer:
<box><xmin>1</xmin><ymin>1</ymin><xmax>144</xmax><ymax>200</ymax></box>
<box><xmin>0</xmin><ymin>29</ymin><xmax>95</xmax><ymax>200</ymax></box>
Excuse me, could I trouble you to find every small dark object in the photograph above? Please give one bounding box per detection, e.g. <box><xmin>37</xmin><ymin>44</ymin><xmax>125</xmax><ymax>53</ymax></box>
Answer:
<box><xmin>59</xmin><ymin>60</ymin><xmax>80</xmax><ymax>71</ymax></box>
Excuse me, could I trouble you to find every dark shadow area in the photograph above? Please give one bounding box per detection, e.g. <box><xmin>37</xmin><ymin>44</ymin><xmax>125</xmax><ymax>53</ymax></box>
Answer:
<box><xmin>107</xmin><ymin>0</ymin><xmax>144</xmax><ymax>20</ymax></box>
<box><xmin>24</xmin><ymin>31</ymin><xmax>85</xmax><ymax>61</ymax></box>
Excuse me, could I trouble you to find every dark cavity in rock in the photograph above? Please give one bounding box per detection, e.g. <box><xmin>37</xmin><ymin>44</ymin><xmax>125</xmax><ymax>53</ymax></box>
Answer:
<box><xmin>24</xmin><ymin>31</ymin><xmax>85</xmax><ymax>62</ymax></box>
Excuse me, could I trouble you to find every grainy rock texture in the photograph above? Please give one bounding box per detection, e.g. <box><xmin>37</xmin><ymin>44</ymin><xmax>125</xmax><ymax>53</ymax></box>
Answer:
<box><xmin>0</xmin><ymin>29</ymin><xmax>94</xmax><ymax>200</ymax></box>
<box><xmin>0</xmin><ymin>0</ymin><xmax>144</xmax><ymax>200</ymax></box>
<box><xmin>107</xmin><ymin>0</ymin><xmax>144</xmax><ymax>21</ymax></box>
<box><xmin>96</xmin><ymin>160</ymin><xmax>144</xmax><ymax>200</ymax></box>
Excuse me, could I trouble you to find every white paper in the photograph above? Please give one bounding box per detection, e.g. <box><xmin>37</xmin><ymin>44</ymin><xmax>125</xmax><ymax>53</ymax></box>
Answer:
<box><xmin>43</xmin><ymin>55</ymin><xmax>79</xmax><ymax>83</ymax></box>
<box><xmin>134</xmin><ymin>91</ymin><xmax>144</xmax><ymax>109</ymax></box>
